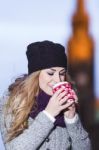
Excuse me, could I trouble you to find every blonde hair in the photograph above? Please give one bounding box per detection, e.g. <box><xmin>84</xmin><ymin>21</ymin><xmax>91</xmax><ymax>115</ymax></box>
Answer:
<box><xmin>5</xmin><ymin>71</ymin><xmax>40</xmax><ymax>141</ymax></box>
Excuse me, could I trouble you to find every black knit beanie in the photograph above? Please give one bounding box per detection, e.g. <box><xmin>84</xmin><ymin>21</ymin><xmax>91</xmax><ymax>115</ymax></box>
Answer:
<box><xmin>26</xmin><ymin>40</ymin><xmax>67</xmax><ymax>74</ymax></box>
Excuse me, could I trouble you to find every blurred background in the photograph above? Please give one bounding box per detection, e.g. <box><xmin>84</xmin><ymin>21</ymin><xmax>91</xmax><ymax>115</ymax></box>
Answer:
<box><xmin>0</xmin><ymin>0</ymin><xmax>99</xmax><ymax>149</ymax></box>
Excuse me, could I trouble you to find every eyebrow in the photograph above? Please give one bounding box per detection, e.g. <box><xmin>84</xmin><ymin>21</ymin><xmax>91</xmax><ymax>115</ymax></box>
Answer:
<box><xmin>49</xmin><ymin>68</ymin><xmax>66</xmax><ymax>72</ymax></box>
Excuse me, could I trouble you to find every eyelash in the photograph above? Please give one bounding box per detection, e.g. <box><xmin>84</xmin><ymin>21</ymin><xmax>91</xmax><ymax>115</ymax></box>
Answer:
<box><xmin>47</xmin><ymin>73</ymin><xmax>54</xmax><ymax>76</ymax></box>
<box><xmin>60</xmin><ymin>73</ymin><xmax>66</xmax><ymax>76</ymax></box>
<box><xmin>47</xmin><ymin>72</ymin><xmax>66</xmax><ymax>76</ymax></box>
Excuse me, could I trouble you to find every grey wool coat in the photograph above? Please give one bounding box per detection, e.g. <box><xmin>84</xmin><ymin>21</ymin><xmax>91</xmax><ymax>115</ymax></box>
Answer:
<box><xmin>0</xmin><ymin>99</ymin><xmax>92</xmax><ymax>150</ymax></box>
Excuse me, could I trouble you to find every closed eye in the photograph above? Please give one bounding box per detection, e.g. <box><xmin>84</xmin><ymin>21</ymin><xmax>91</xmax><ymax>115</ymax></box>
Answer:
<box><xmin>47</xmin><ymin>72</ymin><xmax>54</xmax><ymax>76</ymax></box>
<box><xmin>59</xmin><ymin>72</ymin><xmax>66</xmax><ymax>76</ymax></box>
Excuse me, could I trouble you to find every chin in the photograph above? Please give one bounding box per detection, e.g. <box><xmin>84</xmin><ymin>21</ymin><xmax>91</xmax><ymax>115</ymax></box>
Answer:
<box><xmin>49</xmin><ymin>91</ymin><xmax>53</xmax><ymax>96</ymax></box>
<box><xmin>44</xmin><ymin>89</ymin><xmax>53</xmax><ymax>96</ymax></box>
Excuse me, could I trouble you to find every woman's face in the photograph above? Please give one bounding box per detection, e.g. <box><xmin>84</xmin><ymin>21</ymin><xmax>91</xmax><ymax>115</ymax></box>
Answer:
<box><xmin>39</xmin><ymin>67</ymin><xmax>66</xmax><ymax>95</ymax></box>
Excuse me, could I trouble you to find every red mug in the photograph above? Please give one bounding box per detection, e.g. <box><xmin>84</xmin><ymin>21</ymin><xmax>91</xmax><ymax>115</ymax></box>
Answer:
<box><xmin>52</xmin><ymin>81</ymin><xmax>75</xmax><ymax>100</ymax></box>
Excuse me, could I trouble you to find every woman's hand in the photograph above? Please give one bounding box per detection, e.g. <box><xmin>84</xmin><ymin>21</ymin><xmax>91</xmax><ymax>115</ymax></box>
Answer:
<box><xmin>63</xmin><ymin>89</ymin><xmax>78</xmax><ymax>119</ymax></box>
<box><xmin>45</xmin><ymin>87</ymin><xmax>74</xmax><ymax>117</ymax></box>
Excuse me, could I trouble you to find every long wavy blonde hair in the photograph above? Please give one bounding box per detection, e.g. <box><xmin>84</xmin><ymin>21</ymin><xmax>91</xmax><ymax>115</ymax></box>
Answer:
<box><xmin>4</xmin><ymin>71</ymin><xmax>41</xmax><ymax>142</ymax></box>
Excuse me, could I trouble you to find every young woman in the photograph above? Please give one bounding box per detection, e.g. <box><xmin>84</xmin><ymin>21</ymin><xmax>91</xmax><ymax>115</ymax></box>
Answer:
<box><xmin>0</xmin><ymin>41</ymin><xmax>91</xmax><ymax>150</ymax></box>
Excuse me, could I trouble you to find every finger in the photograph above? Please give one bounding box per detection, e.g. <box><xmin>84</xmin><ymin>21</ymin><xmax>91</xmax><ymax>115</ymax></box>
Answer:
<box><xmin>59</xmin><ymin>95</ymin><xmax>68</xmax><ymax>105</ymax></box>
<box><xmin>70</xmin><ymin>90</ymin><xmax>78</xmax><ymax>103</ymax></box>
<box><xmin>53</xmin><ymin>87</ymin><xmax>65</xmax><ymax>97</ymax></box>
<box><xmin>67</xmin><ymin>98</ymin><xmax>75</xmax><ymax>103</ymax></box>
<box><xmin>57</xmin><ymin>90</ymin><xmax>68</xmax><ymax>101</ymax></box>
<box><xmin>68</xmin><ymin>103</ymin><xmax>75</xmax><ymax>110</ymax></box>
<box><xmin>59</xmin><ymin>94</ymin><xmax>75</xmax><ymax>106</ymax></box>
<box><xmin>68</xmin><ymin>103</ymin><xmax>75</xmax><ymax>109</ymax></box>
<box><xmin>60</xmin><ymin>101</ymin><xmax>74</xmax><ymax>110</ymax></box>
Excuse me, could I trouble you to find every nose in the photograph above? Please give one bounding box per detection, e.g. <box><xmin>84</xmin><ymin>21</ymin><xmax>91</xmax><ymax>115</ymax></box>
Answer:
<box><xmin>53</xmin><ymin>73</ymin><xmax>61</xmax><ymax>83</ymax></box>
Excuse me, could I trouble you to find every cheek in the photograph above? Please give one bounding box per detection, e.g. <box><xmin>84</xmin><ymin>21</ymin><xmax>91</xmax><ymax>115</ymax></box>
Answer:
<box><xmin>60</xmin><ymin>76</ymin><xmax>65</xmax><ymax>81</ymax></box>
<box><xmin>39</xmin><ymin>75</ymin><xmax>44</xmax><ymax>88</ymax></box>
<box><xmin>39</xmin><ymin>73</ymin><xmax>50</xmax><ymax>88</ymax></box>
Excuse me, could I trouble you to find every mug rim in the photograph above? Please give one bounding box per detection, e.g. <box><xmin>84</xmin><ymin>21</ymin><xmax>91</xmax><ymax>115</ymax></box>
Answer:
<box><xmin>52</xmin><ymin>81</ymin><xmax>69</xmax><ymax>89</ymax></box>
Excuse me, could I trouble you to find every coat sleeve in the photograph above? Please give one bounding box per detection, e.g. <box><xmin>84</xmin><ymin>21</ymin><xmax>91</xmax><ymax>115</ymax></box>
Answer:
<box><xmin>65</xmin><ymin>115</ymin><xmax>92</xmax><ymax>150</ymax></box>
<box><xmin>0</xmin><ymin>109</ymin><xmax>54</xmax><ymax>150</ymax></box>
